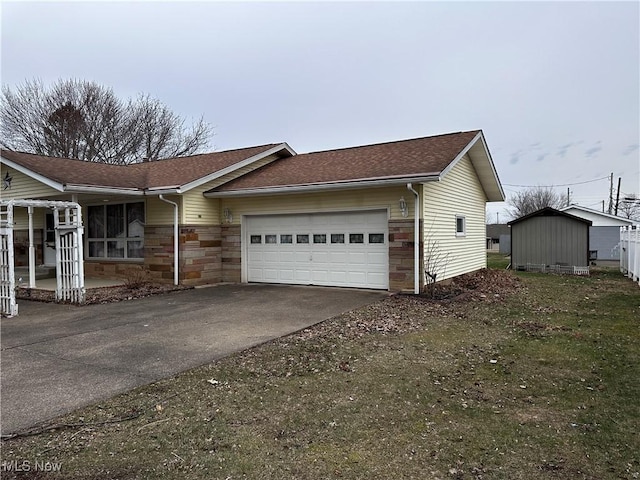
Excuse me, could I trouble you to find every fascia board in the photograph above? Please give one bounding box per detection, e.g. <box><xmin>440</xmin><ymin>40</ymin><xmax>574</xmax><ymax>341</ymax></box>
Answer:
<box><xmin>65</xmin><ymin>185</ymin><xmax>145</xmax><ymax>196</ymax></box>
<box><xmin>439</xmin><ymin>132</ymin><xmax>505</xmax><ymax>202</ymax></box>
<box><xmin>476</xmin><ymin>133</ymin><xmax>506</xmax><ymax>201</ymax></box>
<box><xmin>0</xmin><ymin>156</ymin><xmax>65</xmax><ymax>191</ymax></box>
<box><xmin>204</xmin><ymin>175</ymin><xmax>440</xmax><ymax>198</ymax></box>
<box><xmin>177</xmin><ymin>143</ymin><xmax>296</xmax><ymax>193</ymax></box>
<box><xmin>560</xmin><ymin>205</ymin><xmax>635</xmax><ymax>224</ymax></box>
<box><xmin>438</xmin><ymin>132</ymin><xmax>480</xmax><ymax>179</ymax></box>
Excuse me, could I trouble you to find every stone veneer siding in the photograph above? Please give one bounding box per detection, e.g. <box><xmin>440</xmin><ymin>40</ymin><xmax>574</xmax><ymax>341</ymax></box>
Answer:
<box><xmin>179</xmin><ymin>225</ymin><xmax>221</xmax><ymax>285</ymax></box>
<box><xmin>84</xmin><ymin>260</ymin><xmax>144</xmax><ymax>279</ymax></box>
<box><xmin>221</xmin><ymin>224</ymin><xmax>241</xmax><ymax>283</ymax></box>
<box><xmin>388</xmin><ymin>219</ymin><xmax>423</xmax><ymax>292</ymax></box>
<box><xmin>12</xmin><ymin>229</ymin><xmax>44</xmax><ymax>266</ymax></box>
<box><xmin>144</xmin><ymin>224</ymin><xmax>222</xmax><ymax>286</ymax></box>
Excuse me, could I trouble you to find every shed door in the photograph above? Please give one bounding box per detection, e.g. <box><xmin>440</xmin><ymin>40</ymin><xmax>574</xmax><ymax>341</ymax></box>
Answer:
<box><xmin>245</xmin><ymin>210</ymin><xmax>388</xmax><ymax>289</ymax></box>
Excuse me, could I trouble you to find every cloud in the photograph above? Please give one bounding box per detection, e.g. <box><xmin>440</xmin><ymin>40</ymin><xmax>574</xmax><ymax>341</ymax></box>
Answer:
<box><xmin>536</xmin><ymin>152</ymin><xmax>549</xmax><ymax>162</ymax></box>
<box><xmin>623</xmin><ymin>144</ymin><xmax>639</xmax><ymax>155</ymax></box>
<box><xmin>509</xmin><ymin>150</ymin><xmax>523</xmax><ymax>165</ymax></box>
<box><xmin>584</xmin><ymin>143</ymin><xmax>602</xmax><ymax>158</ymax></box>
<box><xmin>557</xmin><ymin>142</ymin><xmax>574</xmax><ymax>158</ymax></box>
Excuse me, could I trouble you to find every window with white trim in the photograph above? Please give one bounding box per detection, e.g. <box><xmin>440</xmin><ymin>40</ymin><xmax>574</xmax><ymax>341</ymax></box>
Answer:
<box><xmin>455</xmin><ymin>215</ymin><xmax>466</xmax><ymax>237</ymax></box>
<box><xmin>87</xmin><ymin>202</ymin><xmax>145</xmax><ymax>259</ymax></box>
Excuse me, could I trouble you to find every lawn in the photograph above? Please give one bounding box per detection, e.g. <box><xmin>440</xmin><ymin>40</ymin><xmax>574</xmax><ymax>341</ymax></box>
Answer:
<box><xmin>1</xmin><ymin>265</ymin><xmax>639</xmax><ymax>479</ymax></box>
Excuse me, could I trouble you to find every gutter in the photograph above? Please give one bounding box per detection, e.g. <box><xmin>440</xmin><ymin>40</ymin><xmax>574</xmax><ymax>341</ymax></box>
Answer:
<box><xmin>406</xmin><ymin>183</ymin><xmax>420</xmax><ymax>294</ymax></box>
<box><xmin>205</xmin><ymin>175</ymin><xmax>440</xmax><ymax>198</ymax></box>
<box><xmin>158</xmin><ymin>195</ymin><xmax>179</xmax><ymax>286</ymax></box>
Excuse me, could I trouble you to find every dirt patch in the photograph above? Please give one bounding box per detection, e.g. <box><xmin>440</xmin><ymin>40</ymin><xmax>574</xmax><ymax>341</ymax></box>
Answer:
<box><xmin>16</xmin><ymin>283</ymin><xmax>193</xmax><ymax>305</ymax></box>
<box><xmin>290</xmin><ymin>269</ymin><xmax>523</xmax><ymax>341</ymax></box>
<box><xmin>423</xmin><ymin>268</ymin><xmax>524</xmax><ymax>302</ymax></box>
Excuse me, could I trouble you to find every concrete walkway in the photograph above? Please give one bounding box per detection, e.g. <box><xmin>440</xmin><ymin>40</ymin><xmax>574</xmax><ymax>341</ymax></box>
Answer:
<box><xmin>0</xmin><ymin>284</ymin><xmax>386</xmax><ymax>434</ymax></box>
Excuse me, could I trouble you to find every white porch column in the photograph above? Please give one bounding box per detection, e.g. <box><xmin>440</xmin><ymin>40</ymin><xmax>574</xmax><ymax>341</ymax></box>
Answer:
<box><xmin>28</xmin><ymin>206</ymin><xmax>36</xmax><ymax>288</ymax></box>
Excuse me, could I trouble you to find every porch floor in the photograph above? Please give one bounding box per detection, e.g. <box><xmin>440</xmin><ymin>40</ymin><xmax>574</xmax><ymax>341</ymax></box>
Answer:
<box><xmin>16</xmin><ymin>277</ymin><xmax>125</xmax><ymax>291</ymax></box>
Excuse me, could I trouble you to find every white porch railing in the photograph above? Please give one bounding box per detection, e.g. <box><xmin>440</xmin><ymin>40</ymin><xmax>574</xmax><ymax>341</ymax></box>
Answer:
<box><xmin>620</xmin><ymin>225</ymin><xmax>640</xmax><ymax>286</ymax></box>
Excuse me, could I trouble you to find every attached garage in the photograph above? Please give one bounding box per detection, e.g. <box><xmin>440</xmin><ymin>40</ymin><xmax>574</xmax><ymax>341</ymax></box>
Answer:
<box><xmin>244</xmin><ymin>210</ymin><xmax>389</xmax><ymax>289</ymax></box>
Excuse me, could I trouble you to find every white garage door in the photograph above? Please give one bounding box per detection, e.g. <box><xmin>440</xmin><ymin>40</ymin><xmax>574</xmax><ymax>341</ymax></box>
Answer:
<box><xmin>245</xmin><ymin>210</ymin><xmax>389</xmax><ymax>289</ymax></box>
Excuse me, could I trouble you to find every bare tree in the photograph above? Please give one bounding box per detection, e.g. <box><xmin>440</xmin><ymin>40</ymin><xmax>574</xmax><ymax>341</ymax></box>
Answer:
<box><xmin>507</xmin><ymin>186</ymin><xmax>564</xmax><ymax>219</ymax></box>
<box><xmin>0</xmin><ymin>79</ymin><xmax>212</xmax><ymax>164</ymax></box>
<box><xmin>618</xmin><ymin>194</ymin><xmax>640</xmax><ymax>221</ymax></box>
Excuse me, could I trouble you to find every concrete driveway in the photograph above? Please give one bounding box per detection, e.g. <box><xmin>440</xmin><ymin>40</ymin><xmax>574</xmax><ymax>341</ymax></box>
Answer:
<box><xmin>1</xmin><ymin>284</ymin><xmax>385</xmax><ymax>435</ymax></box>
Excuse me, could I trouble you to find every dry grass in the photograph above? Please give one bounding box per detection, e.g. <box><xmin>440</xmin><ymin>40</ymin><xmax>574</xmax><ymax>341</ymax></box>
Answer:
<box><xmin>2</xmin><ymin>267</ymin><xmax>639</xmax><ymax>479</ymax></box>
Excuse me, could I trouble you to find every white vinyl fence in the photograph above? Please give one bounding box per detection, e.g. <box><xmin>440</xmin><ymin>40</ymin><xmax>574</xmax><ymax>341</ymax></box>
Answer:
<box><xmin>620</xmin><ymin>225</ymin><xmax>640</xmax><ymax>286</ymax></box>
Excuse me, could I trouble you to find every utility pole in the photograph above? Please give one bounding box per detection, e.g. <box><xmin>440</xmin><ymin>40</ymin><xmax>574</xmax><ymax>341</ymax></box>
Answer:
<box><xmin>496</xmin><ymin>212</ymin><xmax>499</xmax><ymax>224</ymax></box>
<box><xmin>614</xmin><ymin>177</ymin><xmax>621</xmax><ymax>216</ymax></box>
<box><xmin>566</xmin><ymin>187</ymin><xmax>570</xmax><ymax>206</ymax></box>
<box><xmin>608</xmin><ymin>172</ymin><xmax>614</xmax><ymax>214</ymax></box>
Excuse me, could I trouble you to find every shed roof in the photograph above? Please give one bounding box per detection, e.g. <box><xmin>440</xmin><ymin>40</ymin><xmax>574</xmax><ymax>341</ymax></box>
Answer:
<box><xmin>508</xmin><ymin>207</ymin><xmax>593</xmax><ymax>226</ymax></box>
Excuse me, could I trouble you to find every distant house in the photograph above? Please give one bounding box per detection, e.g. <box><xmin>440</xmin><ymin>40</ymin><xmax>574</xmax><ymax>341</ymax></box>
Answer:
<box><xmin>560</xmin><ymin>205</ymin><xmax>634</xmax><ymax>263</ymax></box>
<box><xmin>486</xmin><ymin>223</ymin><xmax>510</xmax><ymax>253</ymax></box>
<box><xmin>508</xmin><ymin>207</ymin><xmax>592</xmax><ymax>274</ymax></box>
<box><xmin>1</xmin><ymin>129</ymin><xmax>504</xmax><ymax>293</ymax></box>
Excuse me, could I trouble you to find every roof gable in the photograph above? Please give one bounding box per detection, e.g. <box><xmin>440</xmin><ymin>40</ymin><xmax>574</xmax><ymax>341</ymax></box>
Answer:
<box><xmin>207</xmin><ymin>130</ymin><xmax>504</xmax><ymax>200</ymax></box>
<box><xmin>0</xmin><ymin>144</ymin><xmax>292</xmax><ymax>194</ymax></box>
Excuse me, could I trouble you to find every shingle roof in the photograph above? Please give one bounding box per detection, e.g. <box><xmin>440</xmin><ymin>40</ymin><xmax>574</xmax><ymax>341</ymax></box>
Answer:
<box><xmin>0</xmin><ymin>144</ymin><xmax>280</xmax><ymax>190</ymax></box>
<box><xmin>213</xmin><ymin>131</ymin><xmax>481</xmax><ymax>192</ymax></box>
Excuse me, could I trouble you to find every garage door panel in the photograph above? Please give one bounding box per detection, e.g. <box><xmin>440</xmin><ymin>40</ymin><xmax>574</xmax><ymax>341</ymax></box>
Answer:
<box><xmin>246</xmin><ymin>211</ymin><xmax>388</xmax><ymax>289</ymax></box>
<box><xmin>367</xmin><ymin>252</ymin><xmax>387</xmax><ymax>265</ymax></box>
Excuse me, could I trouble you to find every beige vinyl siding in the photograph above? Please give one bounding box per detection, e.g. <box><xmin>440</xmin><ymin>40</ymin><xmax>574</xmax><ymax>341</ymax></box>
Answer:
<box><xmin>0</xmin><ymin>165</ymin><xmax>60</xmax><ymax>199</ymax></box>
<box><xmin>182</xmin><ymin>189</ymin><xmax>220</xmax><ymax>224</ymax></box>
<box><xmin>145</xmin><ymin>195</ymin><xmax>183</xmax><ymax>225</ymax></box>
<box><xmin>219</xmin><ymin>185</ymin><xmax>416</xmax><ymax>223</ymax></box>
<box><xmin>422</xmin><ymin>155</ymin><xmax>487</xmax><ymax>281</ymax></box>
<box><xmin>6</xmin><ymin>207</ymin><xmax>46</xmax><ymax>229</ymax></box>
<box><xmin>182</xmin><ymin>154</ymin><xmax>281</xmax><ymax>225</ymax></box>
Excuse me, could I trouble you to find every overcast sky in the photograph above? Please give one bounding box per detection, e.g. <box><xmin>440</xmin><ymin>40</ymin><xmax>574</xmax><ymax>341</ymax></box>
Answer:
<box><xmin>2</xmin><ymin>1</ymin><xmax>638</xmax><ymax>220</ymax></box>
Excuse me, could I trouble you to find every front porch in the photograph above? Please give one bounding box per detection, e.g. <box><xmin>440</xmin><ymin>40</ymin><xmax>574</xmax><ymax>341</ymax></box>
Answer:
<box><xmin>14</xmin><ymin>268</ymin><xmax>125</xmax><ymax>291</ymax></box>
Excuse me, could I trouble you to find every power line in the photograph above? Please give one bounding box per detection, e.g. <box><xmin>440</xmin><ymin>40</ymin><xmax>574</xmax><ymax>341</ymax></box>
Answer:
<box><xmin>502</xmin><ymin>176</ymin><xmax>609</xmax><ymax>188</ymax></box>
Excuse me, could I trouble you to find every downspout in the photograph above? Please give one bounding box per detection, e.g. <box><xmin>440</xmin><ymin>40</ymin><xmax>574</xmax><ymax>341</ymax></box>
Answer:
<box><xmin>158</xmin><ymin>195</ymin><xmax>179</xmax><ymax>286</ymax></box>
<box><xmin>406</xmin><ymin>183</ymin><xmax>420</xmax><ymax>294</ymax></box>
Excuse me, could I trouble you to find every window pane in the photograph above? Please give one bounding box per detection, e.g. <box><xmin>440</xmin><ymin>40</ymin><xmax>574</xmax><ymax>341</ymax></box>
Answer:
<box><xmin>349</xmin><ymin>233</ymin><xmax>364</xmax><ymax>244</ymax></box>
<box><xmin>107</xmin><ymin>240</ymin><xmax>124</xmax><ymax>258</ymax></box>
<box><xmin>127</xmin><ymin>240</ymin><xmax>144</xmax><ymax>259</ymax></box>
<box><xmin>106</xmin><ymin>204</ymin><xmax>124</xmax><ymax>238</ymax></box>
<box><xmin>88</xmin><ymin>241</ymin><xmax>104</xmax><ymax>258</ymax></box>
<box><xmin>313</xmin><ymin>234</ymin><xmax>327</xmax><ymax>244</ymax></box>
<box><xmin>296</xmin><ymin>234</ymin><xmax>309</xmax><ymax>244</ymax></box>
<box><xmin>250</xmin><ymin>235</ymin><xmax>262</xmax><ymax>244</ymax></box>
<box><xmin>456</xmin><ymin>216</ymin><xmax>465</xmax><ymax>234</ymax></box>
<box><xmin>265</xmin><ymin>234</ymin><xmax>277</xmax><ymax>244</ymax></box>
<box><xmin>331</xmin><ymin>233</ymin><xmax>345</xmax><ymax>244</ymax></box>
<box><xmin>280</xmin><ymin>234</ymin><xmax>292</xmax><ymax>244</ymax></box>
<box><xmin>127</xmin><ymin>202</ymin><xmax>145</xmax><ymax>237</ymax></box>
<box><xmin>88</xmin><ymin>206</ymin><xmax>104</xmax><ymax>238</ymax></box>
<box><xmin>369</xmin><ymin>233</ymin><xmax>385</xmax><ymax>244</ymax></box>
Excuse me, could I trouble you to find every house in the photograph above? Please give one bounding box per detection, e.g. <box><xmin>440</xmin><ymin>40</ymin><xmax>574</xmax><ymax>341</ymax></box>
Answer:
<box><xmin>560</xmin><ymin>205</ymin><xmax>634</xmax><ymax>264</ymax></box>
<box><xmin>508</xmin><ymin>207</ymin><xmax>592</xmax><ymax>273</ymax></box>
<box><xmin>486</xmin><ymin>223</ymin><xmax>510</xmax><ymax>253</ymax></box>
<box><xmin>1</xmin><ymin>130</ymin><xmax>504</xmax><ymax>293</ymax></box>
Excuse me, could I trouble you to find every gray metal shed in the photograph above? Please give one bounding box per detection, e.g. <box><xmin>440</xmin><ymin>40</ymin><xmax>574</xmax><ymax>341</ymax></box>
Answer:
<box><xmin>508</xmin><ymin>207</ymin><xmax>592</xmax><ymax>271</ymax></box>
